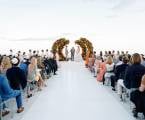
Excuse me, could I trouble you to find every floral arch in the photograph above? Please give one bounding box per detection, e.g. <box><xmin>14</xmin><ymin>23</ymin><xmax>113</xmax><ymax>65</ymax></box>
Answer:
<box><xmin>75</xmin><ymin>38</ymin><xmax>93</xmax><ymax>60</ymax></box>
<box><xmin>52</xmin><ymin>38</ymin><xmax>70</xmax><ymax>61</ymax></box>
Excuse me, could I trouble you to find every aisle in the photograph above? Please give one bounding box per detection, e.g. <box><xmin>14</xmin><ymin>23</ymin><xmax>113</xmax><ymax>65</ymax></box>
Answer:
<box><xmin>21</xmin><ymin>62</ymin><xmax>135</xmax><ymax>120</ymax></box>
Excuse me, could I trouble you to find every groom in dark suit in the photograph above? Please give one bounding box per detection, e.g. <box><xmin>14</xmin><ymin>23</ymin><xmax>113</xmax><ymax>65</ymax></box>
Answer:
<box><xmin>70</xmin><ymin>47</ymin><xmax>75</xmax><ymax>61</ymax></box>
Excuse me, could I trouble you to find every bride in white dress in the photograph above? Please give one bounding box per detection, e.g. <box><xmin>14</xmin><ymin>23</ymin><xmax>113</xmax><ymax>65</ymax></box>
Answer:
<box><xmin>74</xmin><ymin>46</ymin><xmax>83</xmax><ymax>62</ymax></box>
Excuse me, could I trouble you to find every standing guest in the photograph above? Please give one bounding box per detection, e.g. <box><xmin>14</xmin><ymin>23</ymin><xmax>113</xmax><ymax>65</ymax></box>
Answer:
<box><xmin>124</xmin><ymin>53</ymin><xmax>145</xmax><ymax>117</ymax></box>
<box><xmin>6</xmin><ymin>57</ymin><xmax>27</xmax><ymax>90</ymax></box>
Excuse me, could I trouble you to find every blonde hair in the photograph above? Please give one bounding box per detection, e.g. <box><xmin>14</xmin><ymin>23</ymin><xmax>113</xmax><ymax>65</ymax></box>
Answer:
<box><xmin>106</xmin><ymin>56</ymin><xmax>113</xmax><ymax>65</ymax></box>
<box><xmin>1</xmin><ymin>56</ymin><xmax>12</xmax><ymax>70</ymax></box>
<box><xmin>30</xmin><ymin>57</ymin><xmax>37</xmax><ymax>66</ymax></box>
<box><xmin>37</xmin><ymin>56</ymin><xmax>44</xmax><ymax>68</ymax></box>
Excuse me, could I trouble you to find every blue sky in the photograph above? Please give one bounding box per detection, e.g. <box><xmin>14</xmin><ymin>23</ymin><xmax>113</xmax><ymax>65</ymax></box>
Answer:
<box><xmin>0</xmin><ymin>0</ymin><xmax>145</xmax><ymax>53</ymax></box>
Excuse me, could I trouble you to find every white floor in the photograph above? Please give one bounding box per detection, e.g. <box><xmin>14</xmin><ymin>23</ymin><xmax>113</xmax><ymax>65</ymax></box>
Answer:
<box><xmin>20</xmin><ymin>61</ymin><xmax>135</xmax><ymax>120</ymax></box>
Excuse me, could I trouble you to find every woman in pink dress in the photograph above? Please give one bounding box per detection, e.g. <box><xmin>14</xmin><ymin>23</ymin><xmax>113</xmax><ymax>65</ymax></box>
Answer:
<box><xmin>97</xmin><ymin>58</ymin><xmax>106</xmax><ymax>82</ymax></box>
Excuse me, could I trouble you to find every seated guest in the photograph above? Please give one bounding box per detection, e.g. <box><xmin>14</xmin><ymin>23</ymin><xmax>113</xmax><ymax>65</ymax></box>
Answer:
<box><xmin>0</xmin><ymin>75</ymin><xmax>24</xmax><ymax>113</ymax></box>
<box><xmin>19</xmin><ymin>57</ymin><xmax>30</xmax><ymax>76</ymax></box>
<box><xmin>36</xmin><ymin>56</ymin><xmax>46</xmax><ymax>87</ymax></box>
<box><xmin>27</xmin><ymin>57</ymin><xmax>37</xmax><ymax>97</ymax></box>
<box><xmin>104</xmin><ymin>56</ymin><xmax>115</xmax><ymax>85</ymax></box>
<box><xmin>124</xmin><ymin>53</ymin><xmax>145</xmax><ymax>117</ymax></box>
<box><xmin>27</xmin><ymin>56</ymin><xmax>45</xmax><ymax>95</ymax></box>
<box><xmin>6</xmin><ymin>57</ymin><xmax>27</xmax><ymax>90</ymax></box>
<box><xmin>115</xmin><ymin>56</ymin><xmax>129</xmax><ymax>97</ymax></box>
<box><xmin>141</xmin><ymin>55</ymin><xmax>145</xmax><ymax>67</ymax></box>
<box><xmin>93</xmin><ymin>56</ymin><xmax>100</xmax><ymax>77</ymax></box>
<box><xmin>0</xmin><ymin>56</ymin><xmax>12</xmax><ymax>116</ymax></box>
<box><xmin>0</xmin><ymin>56</ymin><xmax>12</xmax><ymax>74</ymax></box>
<box><xmin>88</xmin><ymin>54</ymin><xmax>94</xmax><ymax>72</ymax></box>
<box><xmin>139</xmin><ymin>75</ymin><xmax>145</xmax><ymax>92</ymax></box>
<box><xmin>137</xmin><ymin>75</ymin><xmax>145</xmax><ymax>117</ymax></box>
<box><xmin>115</xmin><ymin>55</ymin><xmax>123</xmax><ymax>66</ymax></box>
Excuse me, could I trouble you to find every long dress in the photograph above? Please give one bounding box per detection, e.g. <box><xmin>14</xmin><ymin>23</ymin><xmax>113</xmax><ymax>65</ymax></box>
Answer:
<box><xmin>74</xmin><ymin>47</ymin><xmax>83</xmax><ymax>62</ymax></box>
<box><xmin>97</xmin><ymin>62</ymin><xmax>106</xmax><ymax>82</ymax></box>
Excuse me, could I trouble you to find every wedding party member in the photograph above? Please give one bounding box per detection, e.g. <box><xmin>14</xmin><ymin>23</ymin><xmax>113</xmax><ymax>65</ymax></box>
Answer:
<box><xmin>0</xmin><ymin>75</ymin><xmax>24</xmax><ymax>113</ymax></box>
<box><xmin>6</xmin><ymin>57</ymin><xmax>27</xmax><ymax>90</ymax></box>
<box><xmin>65</xmin><ymin>46</ymin><xmax>69</xmax><ymax>61</ymax></box>
<box><xmin>124</xmin><ymin>53</ymin><xmax>145</xmax><ymax>117</ymax></box>
<box><xmin>70</xmin><ymin>47</ymin><xmax>75</xmax><ymax>61</ymax></box>
<box><xmin>97</xmin><ymin>57</ymin><xmax>106</xmax><ymax>82</ymax></box>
